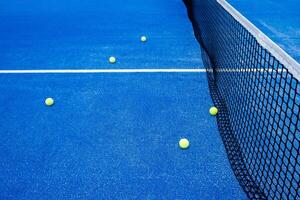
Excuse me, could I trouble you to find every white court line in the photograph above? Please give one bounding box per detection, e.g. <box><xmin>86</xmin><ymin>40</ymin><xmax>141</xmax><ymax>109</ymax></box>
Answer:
<box><xmin>0</xmin><ymin>69</ymin><xmax>206</xmax><ymax>74</ymax></box>
<box><xmin>0</xmin><ymin>68</ymin><xmax>285</xmax><ymax>74</ymax></box>
<box><xmin>209</xmin><ymin>68</ymin><xmax>285</xmax><ymax>73</ymax></box>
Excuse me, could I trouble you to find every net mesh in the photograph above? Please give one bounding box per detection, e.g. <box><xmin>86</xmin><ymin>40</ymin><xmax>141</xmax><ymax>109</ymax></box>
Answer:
<box><xmin>184</xmin><ymin>0</ymin><xmax>300</xmax><ymax>199</ymax></box>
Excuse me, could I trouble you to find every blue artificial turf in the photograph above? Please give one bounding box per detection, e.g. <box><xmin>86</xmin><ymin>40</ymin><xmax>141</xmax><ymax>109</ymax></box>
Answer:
<box><xmin>0</xmin><ymin>73</ymin><xmax>246</xmax><ymax>199</ymax></box>
<box><xmin>228</xmin><ymin>0</ymin><xmax>300</xmax><ymax>63</ymax></box>
<box><xmin>0</xmin><ymin>0</ymin><xmax>202</xmax><ymax>69</ymax></box>
<box><xmin>0</xmin><ymin>0</ymin><xmax>246</xmax><ymax>199</ymax></box>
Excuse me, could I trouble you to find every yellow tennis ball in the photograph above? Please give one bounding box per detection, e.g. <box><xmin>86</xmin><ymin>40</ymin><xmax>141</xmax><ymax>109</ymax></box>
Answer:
<box><xmin>209</xmin><ymin>106</ymin><xmax>218</xmax><ymax>116</ymax></box>
<box><xmin>109</xmin><ymin>56</ymin><xmax>116</xmax><ymax>63</ymax></box>
<box><xmin>140</xmin><ymin>36</ymin><xmax>147</xmax><ymax>42</ymax></box>
<box><xmin>179</xmin><ymin>138</ymin><xmax>190</xmax><ymax>149</ymax></box>
<box><xmin>45</xmin><ymin>98</ymin><xmax>54</xmax><ymax>106</ymax></box>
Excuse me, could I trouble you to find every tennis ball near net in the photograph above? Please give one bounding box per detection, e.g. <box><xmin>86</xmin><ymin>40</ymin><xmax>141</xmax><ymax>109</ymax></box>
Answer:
<box><xmin>209</xmin><ymin>106</ymin><xmax>218</xmax><ymax>116</ymax></box>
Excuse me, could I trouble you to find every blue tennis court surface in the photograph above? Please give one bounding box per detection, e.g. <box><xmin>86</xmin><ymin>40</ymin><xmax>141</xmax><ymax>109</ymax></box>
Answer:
<box><xmin>0</xmin><ymin>0</ymin><xmax>203</xmax><ymax>69</ymax></box>
<box><xmin>1</xmin><ymin>0</ymin><xmax>300</xmax><ymax>199</ymax></box>
<box><xmin>0</xmin><ymin>0</ymin><xmax>247</xmax><ymax>199</ymax></box>
<box><xmin>228</xmin><ymin>0</ymin><xmax>300</xmax><ymax>63</ymax></box>
<box><xmin>0</xmin><ymin>73</ymin><xmax>246</xmax><ymax>199</ymax></box>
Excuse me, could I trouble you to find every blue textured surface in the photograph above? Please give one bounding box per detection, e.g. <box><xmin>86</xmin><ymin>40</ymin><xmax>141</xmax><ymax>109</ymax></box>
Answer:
<box><xmin>0</xmin><ymin>74</ymin><xmax>246</xmax><ymax>199</ymax></box>
<box><xmin>0</xmin><ymin>0</ymin><xmax>246</xmax><ymax>199</ymax></box>
<box><xmin>228</xmin><ymin>0</ymin><xmax>300</xmax><ymax>63</ymax></box>
<box><xmin>0</xmin><ymin>0</ymin><xmax>203</xmax><ymax>69</ymax></box>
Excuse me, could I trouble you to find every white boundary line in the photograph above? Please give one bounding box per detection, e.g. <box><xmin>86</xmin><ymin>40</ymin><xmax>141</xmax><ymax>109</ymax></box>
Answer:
<box><xmin>1</xmin><ymin>1</ymin><xmax>298</xmax><ymax>77</ymax></box>
<box><xmin>0</xmin><ymin>69</ymin><xmax>206</xmax><ymax>74</ymax></box>
<box><xmin>218</xmin><ymin>0</ymin><xmax>300</xmax><ymax>80</ymax></box>
<box><xmin>0</xmin><ymin>68</ymin><xmax>285</xmax><ymax>74</ymax></box>
<box><xmin>210</xmin><ymin>68</ymin><xmax>285</xmax><ymax>73</ymax></box>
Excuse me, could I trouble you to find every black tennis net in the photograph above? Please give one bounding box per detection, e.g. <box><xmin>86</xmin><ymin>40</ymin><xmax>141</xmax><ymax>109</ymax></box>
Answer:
<box><xmin>184</xmin><ymin>0</ymin><xmax>300</xmax><ymax>199</ymax></box>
